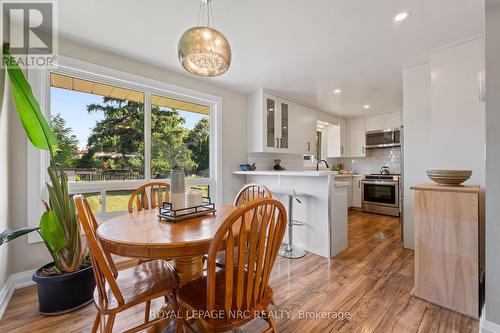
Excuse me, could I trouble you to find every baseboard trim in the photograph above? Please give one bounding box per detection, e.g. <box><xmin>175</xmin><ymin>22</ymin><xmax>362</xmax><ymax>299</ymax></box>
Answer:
<box><xmin>482</xmin><ymin>319</ymin><xmax>500</xmax><ymax>333</ymax></box>
<box><xmin>481</xmin><ymin>307</ymin><xmax>500</xmax><ymax>333</ymax></box>
<box><xmin>0</xmin><ymin>270</ymin><xmax>35</xmax><ymax>319</ymax></box>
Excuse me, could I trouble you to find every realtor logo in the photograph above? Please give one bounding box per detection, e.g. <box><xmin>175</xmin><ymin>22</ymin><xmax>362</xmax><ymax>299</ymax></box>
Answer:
<box><xmin>2</xmin><ymin>0</ymin><xmax>57</xmax><ymax>67</ymax></box>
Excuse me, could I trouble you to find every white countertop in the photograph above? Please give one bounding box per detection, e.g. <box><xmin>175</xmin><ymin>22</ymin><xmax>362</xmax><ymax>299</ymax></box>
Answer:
<box><xmin>233</xmin><ymin>170</ymin><xmax>363</xmax><ymax>177</ymax></box>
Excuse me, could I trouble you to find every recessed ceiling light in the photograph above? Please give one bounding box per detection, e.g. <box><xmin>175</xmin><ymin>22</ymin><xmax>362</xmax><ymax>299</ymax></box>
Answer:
<box><xmin>334</xmin><ymin>89</ymin><xmax>341</xmax><ymax>94</ymax></box>
<box><xmin>364</xmin><ymin>105</ymin><xmax>370</xmax><ymax>109</ymax></box>
<box><xmin>394</xmin><ymin>11</ymin><xmax>411</xmax><ymax>22</ymax></box>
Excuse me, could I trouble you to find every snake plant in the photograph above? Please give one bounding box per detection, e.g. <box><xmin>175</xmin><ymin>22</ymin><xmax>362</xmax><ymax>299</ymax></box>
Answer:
<box><xmin>0</xmin><ymin>43</ymin><xmax>88</xmax><ymax>274</ymax></box>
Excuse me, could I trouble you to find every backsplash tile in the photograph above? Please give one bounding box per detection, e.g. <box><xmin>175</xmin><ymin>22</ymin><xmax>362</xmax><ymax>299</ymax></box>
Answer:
<box><xmin>341</xmin><ymin>147</ymin><xmax>401</xmax><ymax>175</ymax></box>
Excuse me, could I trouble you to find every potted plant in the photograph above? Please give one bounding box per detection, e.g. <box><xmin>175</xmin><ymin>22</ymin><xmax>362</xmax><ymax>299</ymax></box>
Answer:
<box><xmin>0</xmin><ymin>43</ymin><xmax>95</xmax><ymax>314</ymax></box>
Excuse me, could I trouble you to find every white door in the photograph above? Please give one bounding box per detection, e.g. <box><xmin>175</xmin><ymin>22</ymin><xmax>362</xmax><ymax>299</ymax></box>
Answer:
<box><xmin>349</xmin><ymin>118</ymin><xmax>366</xmax><ymax>157</ymax></box>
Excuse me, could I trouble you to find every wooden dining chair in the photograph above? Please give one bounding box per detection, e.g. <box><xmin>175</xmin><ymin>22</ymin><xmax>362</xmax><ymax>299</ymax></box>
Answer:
<box><xmin>210</xmin><ymin>184</ymin><xmax>273</xmax><ymax>269</ymax></box>
<box><xmin>74</xmin><ymin>195</ymin><xmax>180</xmax><ymax>333</ymax></box>
<box><xmin>233</xmin><ymin>183</ymin><xmax>272</xmax><ymax>207</ymax></box>
<box><xmin>176</xmin><ymin>198</ymin><xmax>287</xmax><ymax>333</ymax></box>
<box><xmin>128</xmin><ymin>181</ymin><xmax>170</xmax><ymax>213</ymax></box>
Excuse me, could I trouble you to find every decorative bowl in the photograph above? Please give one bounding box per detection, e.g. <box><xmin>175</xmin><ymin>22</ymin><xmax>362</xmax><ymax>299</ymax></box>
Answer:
<box><xmin>426</xmin><ymin>170</ymin><xmax>472</xmax><ymax>186</ymax></box>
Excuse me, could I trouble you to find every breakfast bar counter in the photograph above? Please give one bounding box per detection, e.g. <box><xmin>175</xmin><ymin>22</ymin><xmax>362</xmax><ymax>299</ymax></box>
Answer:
<box><xmin>233</xmin><ymin>170</ymin><xmax>348</xmax><ymax>258</ymax></box>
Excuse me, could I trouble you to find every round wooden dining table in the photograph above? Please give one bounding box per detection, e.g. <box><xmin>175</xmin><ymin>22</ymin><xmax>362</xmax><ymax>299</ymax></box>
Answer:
<box><xmin>96</xmin><ymin>204</ymin><xmax>236</xmax><ymax>285</ymax></box>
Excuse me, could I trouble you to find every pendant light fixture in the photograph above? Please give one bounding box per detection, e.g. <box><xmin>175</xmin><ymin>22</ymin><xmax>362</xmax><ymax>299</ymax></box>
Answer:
<box><xmin>178</xmin><ymin>0</ymin><xmax>231</xmax><ymax>77</ymax></box>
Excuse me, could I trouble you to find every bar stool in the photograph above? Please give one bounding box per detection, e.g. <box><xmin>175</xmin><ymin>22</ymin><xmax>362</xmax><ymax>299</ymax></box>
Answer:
<box><xmin>278</xmin><ymin>190</ymin><xmax>306</xmax><ymax>259</ymax></box>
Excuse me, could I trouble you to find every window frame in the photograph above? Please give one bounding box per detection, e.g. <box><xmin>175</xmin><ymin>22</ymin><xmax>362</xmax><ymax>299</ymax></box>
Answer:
<box><xmin>27</xmin><ymin>56</ymin><xmax>222</xmax><ymax>243</ymax></box>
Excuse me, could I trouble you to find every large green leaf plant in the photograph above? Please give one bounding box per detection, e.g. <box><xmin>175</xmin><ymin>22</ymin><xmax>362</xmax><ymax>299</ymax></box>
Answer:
<box><xmin>0</xmin><ymin>43</ymin><xmax>88</xmax><ymax>274</ymax></box>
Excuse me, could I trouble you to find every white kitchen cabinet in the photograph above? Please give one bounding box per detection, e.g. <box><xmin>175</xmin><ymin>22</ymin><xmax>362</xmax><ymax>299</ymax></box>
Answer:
<box><xmin>325</xmin><ymin>124</ymin><xmax>341</xmax><ymax>157</ymax></box>
<box><xmin>347</xmin><ymin>179</ymin><xmax>353</xmax><ymax>207</ymax></box>
<box><xmin>365</xmin><ymin>115</ymin><xmax>384</xmax><ymax>132</ymax></box>
<box><xmin>264</xmin><ymin>93</ymin><xmax>278</xmax><ymax>152</ymax></box>
<box><xmin>247</xmin><ymin>89</ymin><xmax>309</xmax><ymax>153</ymax></box>
<box><xmin>352</xmin><ymin>176</ymin><xmax>363</xmax><ymax>208</ymax></box>
<box><xmin>326</xmin><ymin>118</ymin><xmax>349</xmax><ymax>158</ymax></box>
<box><xmin>339</xmin><ymin>118</ymin><xmax>348</xmax><ymax>157</ymax></box>
<box><xmin>348</xmin><ymin>117</ymin><xmax>366</xmax><ymax>157</ymax></box>
<box><xmin>277</xmin><ymin>98</ymin><xmax>290</xmax><ymax>150</ymax></box>
<box><xmin>384</xmin><ymin>112</ymin><xmax>402</xmax><ymax>129</ymax></box>
<box><xmin>365</xmin><ymin>112</ymin><xmax>402</xmax><ymax>132</ymax></box>
<box><xmin>293</xmin><ymin>105</ymin><xmax>317</xmax><ymax>154</ymax></box>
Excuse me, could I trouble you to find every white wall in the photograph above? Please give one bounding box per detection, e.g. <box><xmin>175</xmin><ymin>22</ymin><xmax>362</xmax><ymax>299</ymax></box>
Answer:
<box><xmin>5</xmin><ymin>37</ymin><xmax>247</xmax><ymax>276</ymax></box>
<box><xmin>402</xmin><ymin>65</ymin><xmax>431</xmax><ymax>249</ymax></box>
<box><xmin>402</xmin><ymin>36</ymin><xmax>485</xmax><ymax>250</ymax></box>
<box><xmin>0</xmin><ymin>74</ymin><xmax>11</xmax><ymax>292</ymax></box>
<box><xmin>484</xmin><ymin>0</ymin><xmax>500</xmax><ymax>327</ymax></box>
<box><xmin>430</xmin><ymin>37</ymin><xmax>486</xmax><ymax>187</ymax></box>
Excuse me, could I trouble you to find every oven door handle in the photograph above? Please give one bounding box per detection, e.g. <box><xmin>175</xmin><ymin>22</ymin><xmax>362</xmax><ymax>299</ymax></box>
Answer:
<box><xmin>361</xmin><ymin>180</ymin><xmax>399</xmax><ymax>186</ymax></box>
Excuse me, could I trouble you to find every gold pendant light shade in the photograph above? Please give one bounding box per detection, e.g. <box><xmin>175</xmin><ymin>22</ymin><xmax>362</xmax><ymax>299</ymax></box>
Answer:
<box><xmin>178</xmin><ymin>26</ymin><xmax>231</xmax><ymax>77</ymax></box>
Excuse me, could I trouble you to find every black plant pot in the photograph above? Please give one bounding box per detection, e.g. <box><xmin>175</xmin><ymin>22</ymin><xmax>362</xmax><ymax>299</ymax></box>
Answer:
<box><xmin>32</xmin><ymin>262</ymin><xmax>95</xmax><ymax>315</ymax></box>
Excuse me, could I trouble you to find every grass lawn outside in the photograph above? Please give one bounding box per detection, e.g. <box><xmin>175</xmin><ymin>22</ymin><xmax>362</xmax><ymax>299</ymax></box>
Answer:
<box><xmin>84</xmin><ymin>186</ymin><xmax>209</xmax><ymax>214</ymax></box>
<box><xmin>85</xmin><ymin>190</ymin><xmax>133</xmax><ymax>213</ymax></box>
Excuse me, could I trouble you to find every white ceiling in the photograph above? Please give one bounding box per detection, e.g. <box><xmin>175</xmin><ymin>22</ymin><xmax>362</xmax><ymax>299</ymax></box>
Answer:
<box><xmin>57</xmin><ymin>0</ymin><xmax>484</xmax><ymax>117</ymax></box>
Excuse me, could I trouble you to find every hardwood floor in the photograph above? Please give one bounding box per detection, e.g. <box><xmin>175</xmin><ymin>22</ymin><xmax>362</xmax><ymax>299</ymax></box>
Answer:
<box><xmin>0</xmin><ymin>211</ymin><xmax>479</xmax><ymax>333</ymax></box>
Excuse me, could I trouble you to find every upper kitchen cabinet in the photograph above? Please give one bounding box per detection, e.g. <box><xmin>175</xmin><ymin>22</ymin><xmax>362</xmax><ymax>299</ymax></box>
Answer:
<box><xmin>365</xmin><ymin>112</ymin><xmax>402</xmax><ymax>132</ymax></box>
<box><xmin>384</xmin><ymin>112</ymin><xmax>402</xmax><ymax>129</ymax></box>
<box><xmin>339</xmin><ymin>118</ymin><xmax>348</xmax><ymax>157</ymax></box>
<box><xmin>348</xmin><ymin>117</ymin><xmax>366</xmax><ymax>157</ymax></box>
<box><xmin>326</xmin><ymin>119</ymin><xmax>348</xmax><ymax>158</ymax></box>
<box><xmin>365</xmin><ymin>115</ymin><xmax>384</xmax><ymax>132</ymax></box>
<box><xmin>247</xmin><ymin>89</ymin><xmax>316</xmax><ymax>154</ymax></box>
<box><xmin>293</xmin><ymin>105</ymin><xmax>317</xmax><ymax>154</ymax></box>
<box><xmin>326</xmin><ymin>124</ymin><xmax>341</xmax><ymax>157</ymax></box>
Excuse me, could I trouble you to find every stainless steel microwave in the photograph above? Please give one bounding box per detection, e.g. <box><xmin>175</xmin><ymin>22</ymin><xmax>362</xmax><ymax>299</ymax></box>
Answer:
<box><xmin>366</xmin><ymin>129</ymin><xmax>400</xmax><ymax>149</ymax></box>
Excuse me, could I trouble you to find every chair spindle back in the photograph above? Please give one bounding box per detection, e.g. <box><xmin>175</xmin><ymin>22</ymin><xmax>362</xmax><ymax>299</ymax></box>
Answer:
<box><xmin>233</xmin><ymin>184</ymin><xmax>272</xmax><ymax>207</ymax></box>
<box><xmin>128</xmin><ymin>181</ymin><xmax>170</xmax><ymax>213</ymax></box>
<box><xmin>206</xmin><ymin>198</ymin><xmax>287</xmax><ymax>317</ymax></box>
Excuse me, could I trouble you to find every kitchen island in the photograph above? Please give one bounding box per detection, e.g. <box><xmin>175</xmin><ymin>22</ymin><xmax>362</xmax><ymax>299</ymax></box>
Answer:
<box><xmin>233</xmin><ymin>170</ymin><xmax>348</xmax><ymax>258</ymax></box>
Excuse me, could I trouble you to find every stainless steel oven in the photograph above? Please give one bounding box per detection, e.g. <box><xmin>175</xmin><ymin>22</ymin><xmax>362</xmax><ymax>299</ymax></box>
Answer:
<box><xmin>362</xmin><ymin>175</ymin><xmax>400</xmax><ymax>216</ymax></box>
<box><xmin>366</xmin><ymin>129</ymin><xmax>400</xmax><ymax>149</ymax></box>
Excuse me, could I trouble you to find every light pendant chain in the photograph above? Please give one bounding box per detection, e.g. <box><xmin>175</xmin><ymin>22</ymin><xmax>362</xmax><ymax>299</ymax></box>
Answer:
<box><xmin>197</xmin><ymin>0</ymin><xmax>216</xmax><ymax>28</ymax></box>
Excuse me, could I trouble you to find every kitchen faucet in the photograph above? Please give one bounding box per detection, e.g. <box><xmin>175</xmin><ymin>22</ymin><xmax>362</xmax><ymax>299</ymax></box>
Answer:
<box><xmin>316</xmin><ymin>159</ymin><xmax>329</xmax><ymax>171</ymax></box>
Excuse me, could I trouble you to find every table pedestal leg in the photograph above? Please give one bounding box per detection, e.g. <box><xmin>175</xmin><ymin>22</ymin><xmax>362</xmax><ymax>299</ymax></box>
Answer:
<box><xmin>174</xmin><ymin>255</ymin><xmax>204</xmax><ymax>285</ymax></box>
<box><xmin>147</xmin><ymin>256</ymin><xmax>204</xmax><ymax>333</ymax></box>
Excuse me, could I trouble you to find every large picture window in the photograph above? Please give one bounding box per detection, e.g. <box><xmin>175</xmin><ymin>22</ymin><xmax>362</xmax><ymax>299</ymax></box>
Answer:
<box><xmin>150</xmin><ymin>95</ymin><xmax>210</xmax><ymax>179</ymax></box>
<box><xmin>50</xmin><ymin>73</ymin><xmax>145</xmax><ymax>181</ymax></box>
<box><xmin>47</xmin><ymin>72</ymin><xmax>214</xmax><ymax>217</ymax></box>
